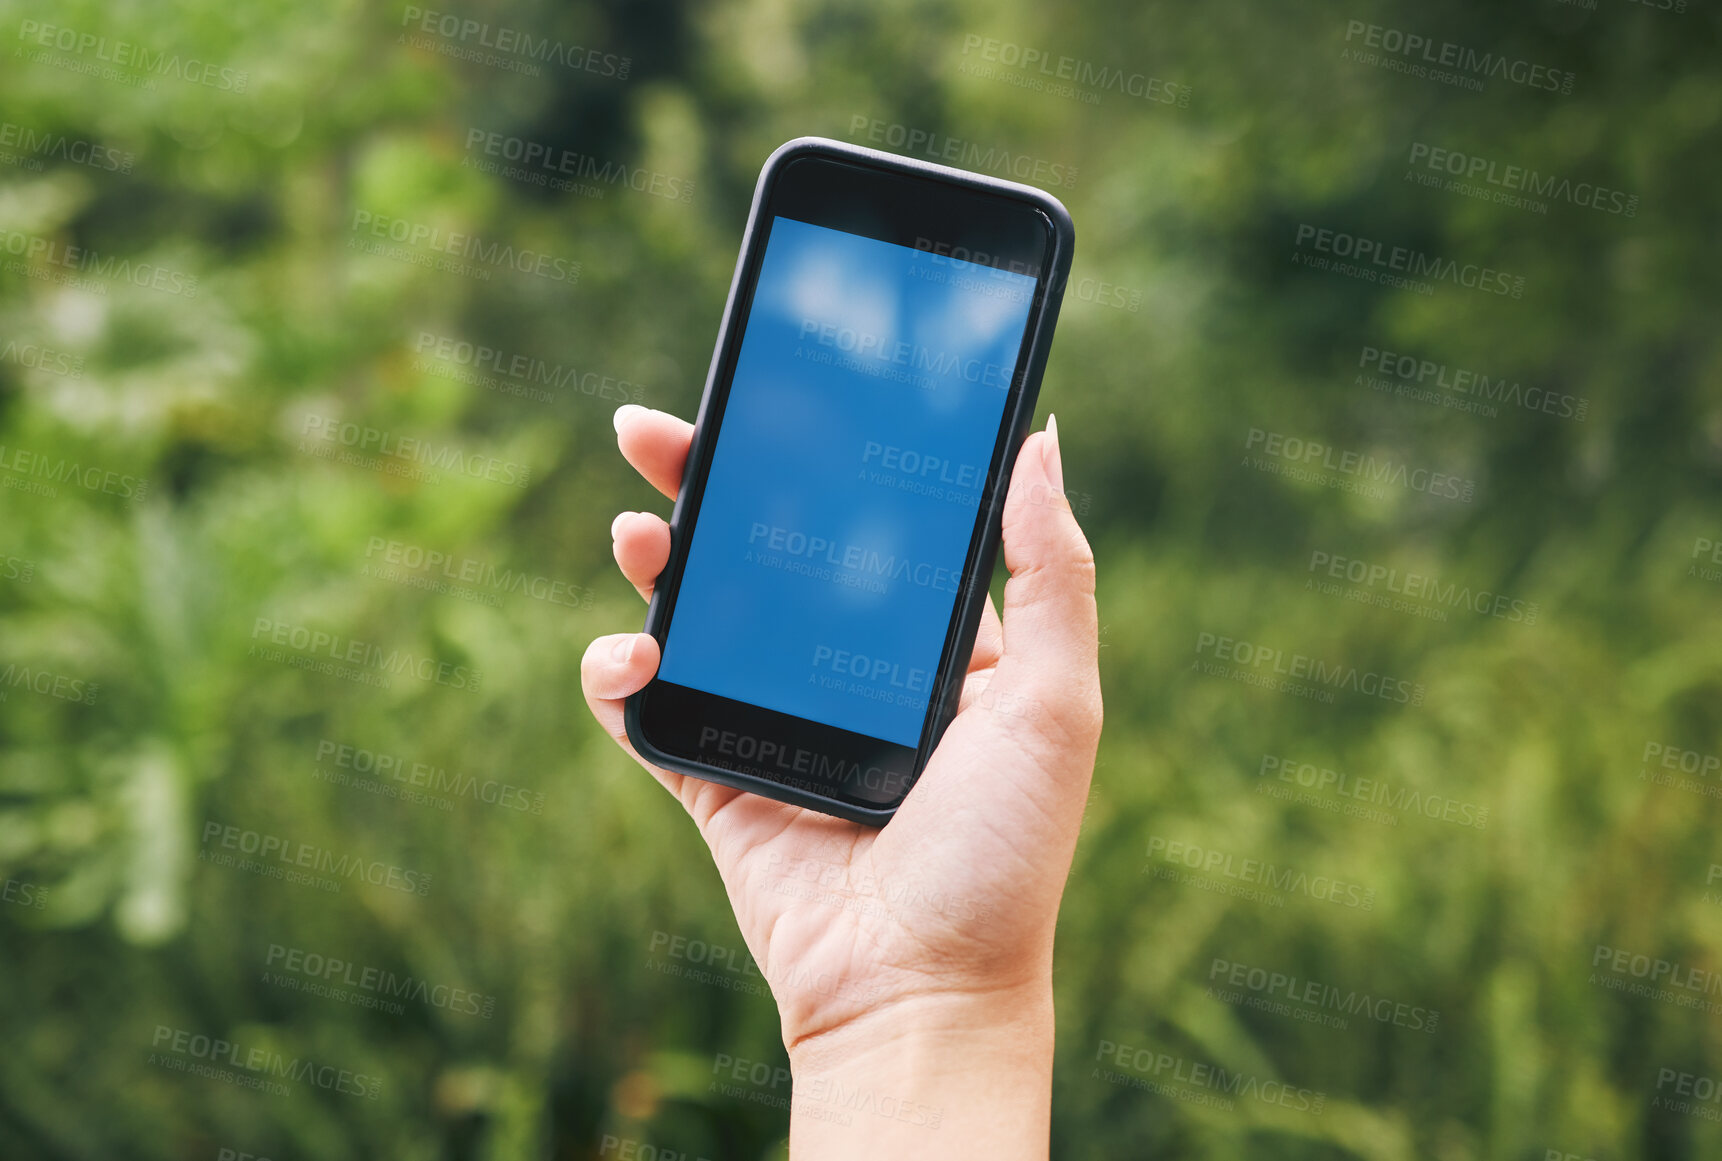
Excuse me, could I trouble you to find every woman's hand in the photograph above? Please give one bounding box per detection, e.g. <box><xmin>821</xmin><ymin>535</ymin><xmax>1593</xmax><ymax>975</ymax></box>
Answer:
<box><xmin>582</xmin><ymin>404</ymin><xmax>1101</xmax><ymax>1159</ymax></box>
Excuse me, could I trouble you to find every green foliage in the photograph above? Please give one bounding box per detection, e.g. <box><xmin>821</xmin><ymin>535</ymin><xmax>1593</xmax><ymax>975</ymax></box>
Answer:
<box><xmin>1</xmin><ymin>0</ymin><xmax>1719</xmax><ymax>1157</ymax></box>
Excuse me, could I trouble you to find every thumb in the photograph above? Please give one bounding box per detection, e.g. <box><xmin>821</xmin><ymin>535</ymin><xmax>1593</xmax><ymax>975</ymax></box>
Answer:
<box><xmin>992</xmin><ymin>415</ymin><xmax>1102</xmax><ymax>742</ymax></box>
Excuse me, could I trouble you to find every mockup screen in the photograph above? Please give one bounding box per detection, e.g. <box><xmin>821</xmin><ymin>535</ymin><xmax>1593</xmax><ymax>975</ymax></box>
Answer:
<box><xmin>656</xmin><ymin>215</ymin><xmax>1039</xmax><ymax>746</ymax></box>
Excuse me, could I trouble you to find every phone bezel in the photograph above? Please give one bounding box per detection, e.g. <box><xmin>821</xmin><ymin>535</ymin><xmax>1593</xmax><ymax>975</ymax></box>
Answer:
<box><xmin>624</xmin><ymin>136</ymin><xmax>1074</xmax><ymax>826</ymax></box>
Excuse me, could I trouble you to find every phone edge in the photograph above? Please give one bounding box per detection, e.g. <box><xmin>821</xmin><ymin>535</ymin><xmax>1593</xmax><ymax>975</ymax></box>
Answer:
<box><xmin>623</xmin><ymin>135</ymin><xmax>1076</xmax><ymax>828</ymax></box>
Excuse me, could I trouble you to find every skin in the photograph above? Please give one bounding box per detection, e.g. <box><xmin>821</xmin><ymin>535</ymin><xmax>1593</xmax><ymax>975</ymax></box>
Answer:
<box><xmin>583</xmin><ymin>403</ymin><xmax>1102</xmax><ymax>1159</ymax></box>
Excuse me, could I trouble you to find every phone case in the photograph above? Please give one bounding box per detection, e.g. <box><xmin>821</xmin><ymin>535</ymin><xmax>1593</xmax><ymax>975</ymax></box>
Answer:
<box><xmin>623</xmin><ymin>135</ymin><xmax>1076</xmax><ymax>825</ymax></box>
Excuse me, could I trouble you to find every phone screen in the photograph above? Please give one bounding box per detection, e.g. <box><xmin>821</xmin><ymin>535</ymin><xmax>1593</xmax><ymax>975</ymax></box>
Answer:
<box><xmin>656</xmin><ymin>214</ymin><xmax>1040</xmax><ymax>746</ymax></box>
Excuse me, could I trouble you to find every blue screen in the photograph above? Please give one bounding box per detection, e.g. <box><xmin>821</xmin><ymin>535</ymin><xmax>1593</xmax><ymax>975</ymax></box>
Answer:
<box><xmin>657</xmin><ymin>216</ymin><xmax>1039</xmax><ymax>746</ymax></box>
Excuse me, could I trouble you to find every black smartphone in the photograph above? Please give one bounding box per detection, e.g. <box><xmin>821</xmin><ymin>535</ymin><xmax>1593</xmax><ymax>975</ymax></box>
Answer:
<box><xmin>624</xmin><ymin>135</ymin><xmax>1074</xmax><ymax>826</ymax></box>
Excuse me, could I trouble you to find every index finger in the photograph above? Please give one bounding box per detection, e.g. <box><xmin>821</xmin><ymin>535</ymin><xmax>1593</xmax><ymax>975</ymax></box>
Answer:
<box><xmin>614</xmin><ymin>405</ymin><xmax>694</xmax><ymax>501</ymax></box>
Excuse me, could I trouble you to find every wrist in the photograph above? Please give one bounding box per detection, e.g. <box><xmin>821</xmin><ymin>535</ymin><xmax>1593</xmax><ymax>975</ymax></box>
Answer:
<box><xmin>785</xmin><ymin>985</ymin><xmax>1055</xmax><ymax>1161</ymax></box>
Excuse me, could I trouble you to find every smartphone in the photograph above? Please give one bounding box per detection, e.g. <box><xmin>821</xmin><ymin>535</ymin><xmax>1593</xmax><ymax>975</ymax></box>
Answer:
<box><xmin>624</xmin><ymin>135</ymin><xmax>1074</xmax><ymax>826</ymax></box>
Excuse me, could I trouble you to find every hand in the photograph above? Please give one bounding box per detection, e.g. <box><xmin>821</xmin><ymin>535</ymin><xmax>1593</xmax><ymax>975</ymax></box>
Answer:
<box><xmin>583</xmin><ymin>404</ymin><xmax>1102</xmax><ymax>1159</ymax></box>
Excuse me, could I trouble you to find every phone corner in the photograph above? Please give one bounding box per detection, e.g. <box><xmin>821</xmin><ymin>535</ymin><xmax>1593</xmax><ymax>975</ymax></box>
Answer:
<box><xmin>1035</xmin><ymin>187</ymin><xmax>1076</xmax><ymax>243</ymax></box>
<box><xmin>829</xmin><ymin>795</ymin><xmax>901</xmax><ymax>829</ymax></box>
<box><xmin>1034</xmin><ymin>194</ymin><xmax>1076</xmax><ymax>286</ymax></box>
<box><xmin>620</xmin><ymin>687</ymin><xmax>654</xmax><ymax>761</ymax></box>
<box><xmin>759</xmin><ymin>135</ymin><xmax>844</xmax><ymax>175</ymax></box>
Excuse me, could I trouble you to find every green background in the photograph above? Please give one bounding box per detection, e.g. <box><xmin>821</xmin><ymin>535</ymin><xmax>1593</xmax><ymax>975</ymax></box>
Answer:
<box><xmin>1</xmin><ymin>0</ymin><xmax>1719</xmax><ymax>1157</ymax></box>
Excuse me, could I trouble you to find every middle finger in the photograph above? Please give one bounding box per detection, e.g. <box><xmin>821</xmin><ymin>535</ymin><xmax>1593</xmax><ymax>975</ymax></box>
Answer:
<box><xmin>612</xmin><ymin>510</ymin><xmax>671</xmax><ymax>602</ymax></box>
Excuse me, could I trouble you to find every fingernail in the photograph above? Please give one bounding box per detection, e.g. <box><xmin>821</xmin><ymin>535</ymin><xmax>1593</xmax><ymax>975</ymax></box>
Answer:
<box><xmin>611</xmin><ymin>635</ymin><xmax>636</xmax><ymax>663</ymax></box>
<box><xmin>611</xmin><ymin>511</ymin><xmax>634</xmax><ymax>539</ymax></box>
<box><xmin>1043</xmin><ymin>413</ymin><xmax>1064</xmax><ymax>492</ymax></box>
<box><xmin>614</xmin><ymin>404</ymin><xmax>646</xmax><ymax>434</ymax></box>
